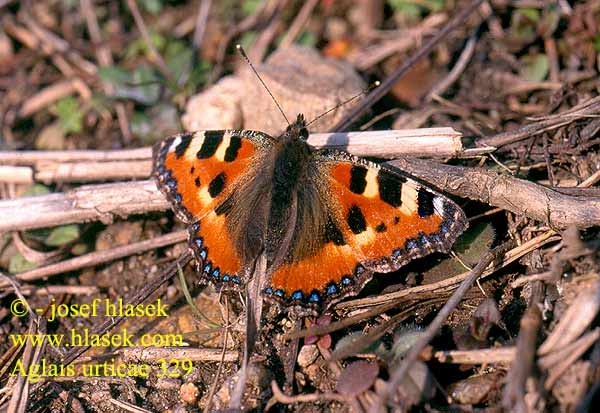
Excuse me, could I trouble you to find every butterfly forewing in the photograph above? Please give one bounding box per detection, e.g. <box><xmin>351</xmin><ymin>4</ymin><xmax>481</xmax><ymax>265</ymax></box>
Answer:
<box><xmin>153</xmin><ymin>130</ymin><xmax>273</xmax><ymax>287</ymax></box>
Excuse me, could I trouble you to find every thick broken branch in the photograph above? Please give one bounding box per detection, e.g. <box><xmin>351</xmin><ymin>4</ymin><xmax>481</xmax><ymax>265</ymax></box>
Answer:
<box><xmin>0</xmin><ymin>180</ymin><xmax>168</xmax><ymax>231</ymax></box>
<box><xmin>2</xmin><ymin>152</ymin><xmax>599</xmax><ymax>233</ymax></box>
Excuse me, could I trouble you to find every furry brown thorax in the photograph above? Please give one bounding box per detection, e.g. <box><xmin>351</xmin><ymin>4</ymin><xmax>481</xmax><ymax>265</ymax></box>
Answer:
<box><xmin>225</xmin><ymin>114</ymin><xmax>332</xmax><ymax>271</ymax></box>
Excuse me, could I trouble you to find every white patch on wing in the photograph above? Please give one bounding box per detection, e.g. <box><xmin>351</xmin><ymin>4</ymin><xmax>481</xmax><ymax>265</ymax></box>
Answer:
<box><xmin>197</xmin><ymin>185</ymin><xmax>213</xmax><ymax>205</ymax></box>
<box><xmin>354</xmin><ymin>227</ymin><xmax>376</xmax><ymax>246</ymax></box>
<box><xmin>184</xmin><ymin>132</ymin><xmax>206</xmax><ymax>162</ymax></box>
<box><xmin>363</xmin><ymin>169</ymin><xmax>379</xmax><ymax>198</ymax></box>
<box><xmin>433</xmin><ymin>196</ymin><xmax>445</xmax><ymax>215</ymax></box>
<box><xmin>214</xmin><ymin>135</ymin><xmax>231</xmax><ymax>162</ymax></box>
<box><xmin>169</xmin><ymin>136</ymin><xmax>182</xmax><ymax>152</ymax></box>
<box><xmin>399</xmin><ymin>184</ymin><xmax>418</xmax><ymax>215</ymax></box>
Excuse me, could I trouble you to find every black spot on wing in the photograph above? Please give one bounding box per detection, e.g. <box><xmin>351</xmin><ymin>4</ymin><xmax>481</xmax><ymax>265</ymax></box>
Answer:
<box><xmin>325</xmin><ymin>216</ymin><xmax>346</xmax><ymax>245</ymax></box>
<box><xmin>417</xmin><ymin>188</ymin><xmax>435</xmax><ymax>218</ymax></box>
<box><xmin>375</xmin><ymin>222</ymin><xmax>387</xmax><ymax>233</ymax></box>
<box><xmin>349</xmin><ymin>165</ymin><xmax>367</xmax><ymax>194</ymax></box>
<box><xmin>348</xmin><ymin>205</ymin><xmax>367</xmax><ymax>234</ymax></box>
<box><xmin>197</xmin><ymin>131</ymin><xmax>224</xmax><ymax>159</ymax></box>
<box><xmin>377</xmin><ymin>170</ymin><xmax>404</xmax><ymax>207</ymax></box>
<box><xmin>208</xmin><ymin>172</ymin><xmax>225</xmax><ymax>198</ymax></box>
<box><xmin>175</xmin><ymin>134</ymin><xmax>192</xmax><ymax>158</ymax></box>
<box><xmin>194</xmin><ymin>177</ymin><xmax>201</xmax><ymax>187</ymax></box>
<box><xmin>224</xmin><ymin>136</ymin><xmax>242</xmax><ymax>162</ymax></box>
<box><xmin>214</xmin><ymin>196</ymin><xmax>233</xmax><ymax>216</ymax></box>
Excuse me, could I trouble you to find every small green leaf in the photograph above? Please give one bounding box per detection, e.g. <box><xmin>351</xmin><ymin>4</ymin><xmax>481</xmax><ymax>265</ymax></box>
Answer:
<box><xmin>509</xmin><ymin>8</ymin><xmax>540</xmax><ymax>46</ymax></box>
<box><xmin>388</xmin><ymin>0</ymin><xmax>422</xmax><ymax>19</ymax></box>
<box><xmin>518</xmin><ymin>8</ymin><xmax>540</xmax><ymax>22</ymax></box>
<box><xmin>297</xmin><ymin>31</ymin><xmax>317</xmax><ymax>47</ymax></box>
<box><xmin>132</xmin><ymin>66</ymin><xmax>161</xmax><ymax>103</ymax></box>
<box><xmin>391</xmin><ymin>326</ymin><xmax>426</xmax><ymax>359</ymax></box>
<box><xmin>333</xmin><ymin>331</ymin><xmax>387</xmax><ymax>359</ymax></box>
<box><xmin>184</xmin><ymin>59</ymin><xmax>212</xmax><ymax>92</ymax></box>
<box><xmin>130</xmin><ymin>111</ymin><xmax>153</xmax><ymax>139</ymax></box>
<box><xmin>594</xmin><ymin>35</ymin><xmax>600</xmax><ymax>52</ymax></box>
<box><xmin>52</xmin><ymin>97</ymin><xmax>84</xmax><ymax>134</ymax></box>
<box><xmin>453</xmin><ymin>222</ymin><xmax>496</xmax><ymax>267</ymax></box>
<box><xmin>125</xmin><ymin>32</ymin><xmax>166</xmax><ymax>60</ymax></box>
<box><xmin>164</xmin><ymin>40</ymin><xmax>193</xmax><ymax>82</ymax></box>
<box><xmin>71</xmin><ymin>243</ymin><xmax>89</xmax><ymax>255</ymax></box>
<box><xmin>98</xmin><ymin>66</ymin><xmax>131</xmax><ymax>86</ymax></box>
<box><xmin>45</xmin><ymin>224</ymin><xmax>80</xmax><ymax>247</ymax></box>
<box><xmin>100</xmin><ymin>65</ymin><xmax>161</xmax><ymax>105</ymax></box>
<box><xmin>425</xmin><ymin>0</ymin><xmax>445</xmax><ymax>12</ymax></box>
<box><xmin>519</xmin><ymin>53</ymin><xmax>549</xmax><ymax>82</ymax></box>
<box><xmin>237</xmin><ymin>31</ymin><xmax>257</xmax><ymax>50</ymax></box>
<box><xmin>241</xmin><ymin>0</ymin><xmax>261</xmax><ymax>16</ymax></box>
<box><xmin>22</xmin><ymin>184</ymin><xmax>51</xmax><ymax>197</ymax></box>
<box><xmin>140</xmin><ymin>0</ymin><xmax>163</xmax><ymax>14</ymax></box>
<box><xmin>9</xmin><ymin>253</ymin><xmax>37</xmax><ymax>273</ymax></box>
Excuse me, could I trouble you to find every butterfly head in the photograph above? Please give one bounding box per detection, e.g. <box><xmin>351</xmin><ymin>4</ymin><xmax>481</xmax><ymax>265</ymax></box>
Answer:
<box><xmin>284</xmin><ymin>113</ymin><xmax>309</xmax><ymax>141</ymax></box>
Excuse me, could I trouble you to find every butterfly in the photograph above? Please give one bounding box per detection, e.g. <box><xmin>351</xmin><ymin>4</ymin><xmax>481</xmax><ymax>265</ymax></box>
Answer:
<box><xmin>153</xmin><ymin>113</ymin><xmax>467</xmax><ymax>311</ymax></box>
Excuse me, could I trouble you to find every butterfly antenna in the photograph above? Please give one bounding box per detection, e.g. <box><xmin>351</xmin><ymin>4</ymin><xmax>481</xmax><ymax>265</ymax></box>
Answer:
<box><xmin>307</xmin><ymin>81</ymin><xmax>380</xmax><ymax>128</ymax></box>
<box><xmin>236</xmin><ymin>44</ymin><xmax>290</xmax><ymax>126</ymax></box>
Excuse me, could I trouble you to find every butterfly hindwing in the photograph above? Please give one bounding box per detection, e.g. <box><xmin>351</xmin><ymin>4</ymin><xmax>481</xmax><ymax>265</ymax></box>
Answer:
<box><xmin>153</xmin><ymin>130</ymin><xmax>273</xmax><ymax>287</ymax></box>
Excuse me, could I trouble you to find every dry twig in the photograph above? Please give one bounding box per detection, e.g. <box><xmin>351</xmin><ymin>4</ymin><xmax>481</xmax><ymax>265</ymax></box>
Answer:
<box><xmin>0</xmin><ymin>230</ymin><xmax>186</xmax><ymax>288</ymax></box>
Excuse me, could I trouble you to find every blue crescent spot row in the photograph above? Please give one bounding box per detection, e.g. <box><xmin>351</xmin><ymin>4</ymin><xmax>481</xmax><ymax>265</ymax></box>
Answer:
<box><xmin>188</xmin><ymin>224</ymin><xmax>242</xmax><ymax>285</ymax></box>
<box><xmin>263</xmin><ymin>266</ymin><xmax>362</xmax><ymax>304</ymax></box>
<box><xmin>263</xmin><ymin>218</ymin><xmax>457</xmax><ymax>305</ymax></box>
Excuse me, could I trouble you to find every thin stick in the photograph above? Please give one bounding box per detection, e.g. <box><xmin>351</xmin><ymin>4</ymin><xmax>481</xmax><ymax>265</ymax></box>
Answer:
<box><xmin>192</xmin><ymin>0</ymin><xmax>212</xmax><ymax>50</ymax></box>
<box><xmin>0</xmin><ymin>230</ymin><xmax>187</xmax><ymax>288</ymax></box>
<box><xmin>0</xmin><ymin>129</ymin><xmax>472</xmax><ymax>184</ymax></box>
<box><xmin>81</xmin><ymin>0</ymin><xmax>132</xmax><ymax>142</ymax></box>
<box><xmin>0</xmin><ymin>180</ymin><xmax>169</xmax><ymax>232</ymax></box>
<box><xmin>0</xmin><ymin>128</ymin><xmax>467</xmax><ymax>166</ymax></box>
<box><xmin>126</xmin><ymin>0</ymin><xmax>173</xmax><ymax>79</ymax></box>
<box><xmin>479</xmin><ymin>95</ymin><xmax>600</xmax><ymax>147</ymax></box>
<box><xmin>426</xmin><ymin>31</ymin><xmax>477</xmax><ymax>101</ymax></box>
<box><xmin>278</xmin><ymin>0</ymin><xmax>319</xmax><ymax>48</ymax></box>
<box><xmin>117</xmin><ymin>346</ymin><xmax>238</xmax><ymax>364</ymax></box>
<box><xmin>502</xmin><ymin>282</ymin><xmax>544</xmax><ymax>412</ymax></box>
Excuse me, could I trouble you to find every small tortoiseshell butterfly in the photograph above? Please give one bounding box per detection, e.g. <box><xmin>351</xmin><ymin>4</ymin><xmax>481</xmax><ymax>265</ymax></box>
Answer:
<box><xmin>153</xmin><ymin>113</ymin><xmax>468</xmax><ymax>310</ymax></box>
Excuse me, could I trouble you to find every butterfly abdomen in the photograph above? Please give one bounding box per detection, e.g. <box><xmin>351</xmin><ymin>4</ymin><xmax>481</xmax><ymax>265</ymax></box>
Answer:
<box><xmin>265</xmin><ymin>139</ymin><xmax>318</xmax><ymax>266</ymax></box>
